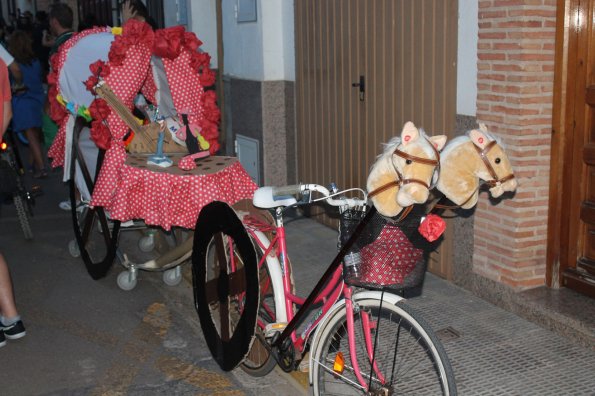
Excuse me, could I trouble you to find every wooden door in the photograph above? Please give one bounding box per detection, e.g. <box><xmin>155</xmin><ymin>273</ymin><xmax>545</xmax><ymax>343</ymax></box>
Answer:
<box><xmin>549</xmin><ymin>0</ymin><xmax>595</xmax><ymax>297</ymax></box>
<box><xmin>295</xmin><ymin>0</ymin><xmax>458</xmax><ymax>278</ymax></box>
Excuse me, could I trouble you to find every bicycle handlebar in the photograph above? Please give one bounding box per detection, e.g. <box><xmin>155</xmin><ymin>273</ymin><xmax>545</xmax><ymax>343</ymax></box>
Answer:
<box><xmin>271</xmin><ymin>183</ymin><xmax>367</xmax><ymax>209</ymax></box>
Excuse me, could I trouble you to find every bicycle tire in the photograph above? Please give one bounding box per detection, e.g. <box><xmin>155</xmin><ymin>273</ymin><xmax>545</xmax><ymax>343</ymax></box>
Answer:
<box><xmin>13</xmin><ymin>194</ymin><xmax>33</xmax><ymax>240</ymax></box>
<box><xmin>69</xmin><ymin>118</ymin><xmax>119</xmax><ymax>280</ymax></box>
<box><xmin>311</xmin><ymin>298</ymin><xmax>456</xmax><ymax>395</ymax></box>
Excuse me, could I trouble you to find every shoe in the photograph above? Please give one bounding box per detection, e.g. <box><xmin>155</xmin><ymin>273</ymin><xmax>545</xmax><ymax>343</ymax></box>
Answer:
<box><xmin>59</xmin><ymin>199</ymin><xmax>85</xmax><ymax>212</ymax></box>
<box><xmin>2</xmin><ymin>320</ymin><xmax>25</xmax><ymax>340</ymax></box>
<box><xmin>0</xmin><ymin>330</ymin><xmax>5</xmax><ymax>347</ymax></box>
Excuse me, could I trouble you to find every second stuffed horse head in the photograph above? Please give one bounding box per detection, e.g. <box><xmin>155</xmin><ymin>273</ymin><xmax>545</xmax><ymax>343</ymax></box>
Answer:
<box><xmin>367</xmin><ymin>122</ymin><xmax>447</xmax><ymax>217</ymax></box>
<box><xmin>436</xmin><ymin>124</ymin><xmax>517</xmax><ymax>209</ymax></box>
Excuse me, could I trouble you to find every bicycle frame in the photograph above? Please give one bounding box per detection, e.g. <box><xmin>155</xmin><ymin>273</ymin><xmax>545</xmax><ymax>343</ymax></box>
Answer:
<box><xmin>242</xmin><ymin>204</ymin><xmax>386</xmax><ymax>389</ymax></box>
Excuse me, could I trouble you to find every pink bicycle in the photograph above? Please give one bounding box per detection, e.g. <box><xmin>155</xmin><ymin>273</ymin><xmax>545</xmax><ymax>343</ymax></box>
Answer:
<box><xmin>193</xmin><ymin>183</ymin><xmax>456</xmax><ymax>395</ymax></box>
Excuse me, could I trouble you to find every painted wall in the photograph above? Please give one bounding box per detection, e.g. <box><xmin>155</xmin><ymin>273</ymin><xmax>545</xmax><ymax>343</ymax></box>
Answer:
<box><xmin>457</xmin><ymin>0</ymin><xmax>478</xmax><ymax>116</ymax></box>
<box><xmin>217</xmin><ymin>0</ymin><xmax>294</xmax><ymax>81</ymax></box>
<box><xmin>188</xmin><ymin>0</ymin><xmax>219</xmax><ymax>66</ymax></box>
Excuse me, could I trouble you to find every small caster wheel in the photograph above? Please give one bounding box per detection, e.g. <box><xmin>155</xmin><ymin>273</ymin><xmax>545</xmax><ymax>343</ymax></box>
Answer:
<box><xmin>117</xmin><ymin>271</ymin><xmax>138</xmax><ymax>291</ymax></box>
<box><xmin>138</xmin><ymin>234</ymin><xmax>155</xmax><ymax>252</ymax></box>
<box><xmin>163</xmin><ymin>267</ymin><xmax>182</xmax><ymax>286</ymax></box>
<box><xmin>68</xmin><ymin>239</ymin><xmax>80</xmax><ymax>258</ymax></box>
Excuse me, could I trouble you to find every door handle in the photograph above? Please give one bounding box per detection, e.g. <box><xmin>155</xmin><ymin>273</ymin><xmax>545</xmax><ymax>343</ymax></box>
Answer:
<box><xmin>352</xmin><ymin>75</ymin><xmax>365</xmax><ymax>101</ymax></box>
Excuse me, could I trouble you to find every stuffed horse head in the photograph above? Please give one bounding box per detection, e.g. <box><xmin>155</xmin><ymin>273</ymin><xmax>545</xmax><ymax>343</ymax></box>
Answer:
<box><xmin>367</xmin><ymin>122</ymin><xmax>447</xmax><ymax>217</ymax></box>
<box><xmin>436</xmin><ymin>123</ymin><xmax>517</xmax><ymax>209</ymax></box>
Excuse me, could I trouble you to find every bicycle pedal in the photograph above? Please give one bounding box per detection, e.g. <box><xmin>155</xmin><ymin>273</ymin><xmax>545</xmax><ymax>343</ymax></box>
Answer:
<box><xmin>264</xmin><ymin>322</ymin><xmax>287</xmax><ymax>338</ymax></box>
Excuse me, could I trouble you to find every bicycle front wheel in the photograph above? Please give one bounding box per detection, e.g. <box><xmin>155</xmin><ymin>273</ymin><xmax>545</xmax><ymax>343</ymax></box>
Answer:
<box><xmin>312</xmin><ymin>298</ymin><xmax>456</xmax><ymax>395</ymax></box>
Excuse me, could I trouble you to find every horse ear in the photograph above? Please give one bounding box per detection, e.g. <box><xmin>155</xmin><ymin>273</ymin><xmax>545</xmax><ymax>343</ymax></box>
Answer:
<box><xmin>479</xmin><ymin>123</ymin><xmax>488</xmax><ymax>133</ymax></box>
<box><xmin>401</xmin><ymin>121</ymin><xmax>419</xmax><ymax>146</ymax></box>
<box><xmin>469</xmin><ymin>129</ymin><xmax>490</xmax><ymax>149</ymax></box>
<box><xmin>429</xmin><ymin>135</ymin><xmax>447</xmax><ymax>151</ymax></box>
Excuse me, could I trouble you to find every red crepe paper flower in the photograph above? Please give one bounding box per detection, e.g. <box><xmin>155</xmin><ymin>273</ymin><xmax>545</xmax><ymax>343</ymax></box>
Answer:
<box><xmin>108</xmin><ymin>39</ymin><xmax>127</xmax><ymax>65</ymax></box>
<box><xmin>199</xmin><ymin>67</ymin><xmax>216</xmax><ymax>87</ymax></box>
<box><xmin>84</xmin><ymin>75</ymin><xmax>99</xmax><ymax>92</ymax></box>
<box><xmin>122</xmin><ymin>18</ymin><xmax>154</xmax><ymax>47</ymax></box>
<box><xmin>153</xmin><ymin>26</ymin><xmax>185</xmax><ymax>59</ymax></box>
<box><xmin>89</xmin><ymin>98</ymin><xmax>111</xmax><ymax>120</ymax></box>
<box><xmin>183</xmin><ymin>32</ymin><xmax>203</xmax><ymax>52</ymax></box>
<box><xmin>418</xmin><ymin>214</ymin><xmax>446</xmax><ymax>242</ymax></box>
<box><xmin>90</xmin><ymin>120</ymin><xmax>111</xmax><ymax>150</ymax></box>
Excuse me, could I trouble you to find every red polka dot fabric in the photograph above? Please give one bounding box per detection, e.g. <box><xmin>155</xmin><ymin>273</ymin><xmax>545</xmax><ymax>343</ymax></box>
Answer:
<box><xmin>359</xmin><ymin>225</ymin><xmax>423</xmax><ymax>286</ymax></box>
<box><xmin>47</xmin><ymin>27</ymin><xmax>113</xmax><ymax>168</ymax></box>
<box><xmin>96</xmin><ymin>159</ymin><xmax>257</xmax><ymax>230</ymax></box>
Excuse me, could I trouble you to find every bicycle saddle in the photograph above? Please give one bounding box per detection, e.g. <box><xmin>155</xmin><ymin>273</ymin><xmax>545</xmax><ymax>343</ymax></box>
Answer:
<box><xmin>253</xmin><ymin>187</ymin><xmax>297</xmax><ymax>209</ymax></box>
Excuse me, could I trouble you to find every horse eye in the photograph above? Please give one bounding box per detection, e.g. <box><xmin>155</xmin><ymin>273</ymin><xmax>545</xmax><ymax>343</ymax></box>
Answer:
<box><xmin>495</xmin><ymin>158</ymin><xmax>501</xmax><ymax>164</ymax></box>
<box><xmin>406</xmin><ymin>159</ymin><xmax>413</xmax><ymax>165</ymax></box>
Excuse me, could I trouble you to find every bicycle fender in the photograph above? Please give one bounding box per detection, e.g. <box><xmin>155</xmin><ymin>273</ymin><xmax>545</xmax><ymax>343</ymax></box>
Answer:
<box><xmin>308</xmin><ymin>290</ymin><xmax>405</xmax><ymax>385</ymax></box>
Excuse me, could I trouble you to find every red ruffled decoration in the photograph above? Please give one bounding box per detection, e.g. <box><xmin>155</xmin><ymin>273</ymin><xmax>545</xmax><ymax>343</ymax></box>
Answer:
<box><xmin>89</xmin><ymin>98</ymin><xmax>111</xmax><ymax>120</ymax></box>
<box><xmin>199</xmin><ymin>67</ymin><xmax>216</xmax><ymax>87</ymax></box>
<box><xmin>109</xmin><ymin>19</ymin><xmax>154</xmax><ymax>66</ymax></box>
<box><xmin>153</xmin><ymin>26</ymin><xmax>185</xmax><ymax>59</ymax></box>
<box><xmin>90</xmin><ymin>120</ymin><xmax>111</xmax><ymax>150</ymax></box>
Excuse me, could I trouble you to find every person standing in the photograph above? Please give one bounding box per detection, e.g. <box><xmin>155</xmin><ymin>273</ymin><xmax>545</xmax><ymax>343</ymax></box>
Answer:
<box><xmin>42</xmin><ymin>3</ymin><xmax>74</xmax><ymax>58</ymax></box>
<box><xmin>8</xmin><ymin>30</ymin><xmax>47</xmax><ymax>178</ymax></box>
<box><xmin>0</xmin><ymin>60</ymin><xmax>26</xmax><ymax>347</ymax></box>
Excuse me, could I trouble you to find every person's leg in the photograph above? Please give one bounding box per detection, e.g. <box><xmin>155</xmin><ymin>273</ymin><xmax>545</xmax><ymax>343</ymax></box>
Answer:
<box><xmin>24</xmin><ymin>127</ymin><xmax>46</xmax><ymax>177</ymax></box>
<box><xmin>0</xmin><ymin>253</ymin><xmax>18</xmax><ymax>319</ymax></box>
<box><xmin>0</xmin><ymin>253</ymin><xmax>25</xmax><ymax>340</ymax></box>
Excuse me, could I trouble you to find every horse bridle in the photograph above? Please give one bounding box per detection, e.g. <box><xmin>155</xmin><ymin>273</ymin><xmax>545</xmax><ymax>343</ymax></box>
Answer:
<box><xmin>433</xmin><ymin>139</ymin><xmax>515</xmax><ymax>211</ymax></box>
<box><xmin>473</xmin><ymin>140</ymin><xmax>515</xmax><ymax>188</ymax></box>
<box><xmin>368</xmin><ymin>141</ymin><xmax>440</xmax><ymax>199</ymax></box>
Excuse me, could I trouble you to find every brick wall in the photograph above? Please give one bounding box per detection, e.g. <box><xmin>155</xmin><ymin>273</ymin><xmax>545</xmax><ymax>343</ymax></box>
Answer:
<box><xmin>474</xmin><ymin>0</ymin><xmax>556</xmax><ymax>290</ymax></box>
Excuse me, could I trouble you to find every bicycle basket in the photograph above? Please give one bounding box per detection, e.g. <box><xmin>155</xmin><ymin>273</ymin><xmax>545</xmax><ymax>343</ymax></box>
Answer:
<box><xmin>339</xmin><ymin>205</ymin><xmax>439</xmax><ymax>292</ymax></box>
<box><xmin>0</xmin><ymin>159</ymin><xmax>18</xmax><ymax>194</ymax></box>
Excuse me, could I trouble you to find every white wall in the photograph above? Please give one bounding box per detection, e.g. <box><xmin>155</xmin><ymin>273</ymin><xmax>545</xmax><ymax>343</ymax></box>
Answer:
<box><xmin>217</xmin><ymin>0</ymin><xmax>294</xmax><ymax>81</ymax></box>
<box><xmin>188</xmin><ymin>0</ymin><xmax>219</xmax><ymax>67</ymax></box>
<box><xmin>457</xmin><ymin>0</ymin><xmax>478</xmax><ymax>116</ymax></box>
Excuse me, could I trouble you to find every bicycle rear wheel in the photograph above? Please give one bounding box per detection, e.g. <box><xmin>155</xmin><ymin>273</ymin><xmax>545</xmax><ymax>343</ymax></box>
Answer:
<box><xmin>239</xmin><ymin>241</ymin><xmax>277</xmax><ymax>376</ymax></box>
<box><xmin>312</xmin><ymin>298</ymin><xmax>456</xmax><ymax>395</ymax></box>
<box><xmin>69</xmin><ymin>117</ymin><xmax>119</xmax><ymax>280</ymax></box>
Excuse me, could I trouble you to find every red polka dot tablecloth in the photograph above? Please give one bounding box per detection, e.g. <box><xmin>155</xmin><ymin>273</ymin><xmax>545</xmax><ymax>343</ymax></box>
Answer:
<box><xmin>91</xmin><ymin>155</ymin><xmax>257</xmax><ymax>230</ymax></box>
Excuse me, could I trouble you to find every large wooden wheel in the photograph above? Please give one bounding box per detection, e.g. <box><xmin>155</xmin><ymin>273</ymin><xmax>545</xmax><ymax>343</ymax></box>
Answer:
<box><xmin>192</xmin><ymin>201</ymin><xmax>260</xmax><ymax>371</ymax></box>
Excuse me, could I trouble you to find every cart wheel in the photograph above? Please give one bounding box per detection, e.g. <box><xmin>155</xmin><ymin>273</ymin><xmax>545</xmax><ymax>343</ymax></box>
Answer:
<box><xmin>68</xmin><ymin>239</ymin><xmax>81</xmax><ymax>258</ymax></box>
<box><xmin>117</xmin><ymin>270</ymin><xmax>138</xmax><ymax>291</ymax></box>
<box><xmin>192</xmin><ymin>201</ymin><xmax>260</xmax><ymax>372</ymax></box>
<box><xmin>138</xmin><ymin>232</ymin><xmax>155</xmax><ymax>252</ymax></box>
<box><xmin>163</xmin><ymin>267</ymin><xmax>182</xmax><ymax>286</ymax></box>
<box><xmin>70</xmin><ymin>117</ymin><xmax>119</xmax><ymax>280</ymax></box>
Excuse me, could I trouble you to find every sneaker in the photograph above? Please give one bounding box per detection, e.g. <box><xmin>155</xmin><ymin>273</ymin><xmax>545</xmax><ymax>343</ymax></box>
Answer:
<box><xmin>0</xmin><ymin>330</ymin><xmax>5</xmax><ymax>347</ymax></box>
<box><xmin>2</xmin><ymin>320</ymin><xmax>26</xmax><ymax>340</ymax></box>
<box><xmin>59</xmin><ymin>199</ymin><xmax>85</xmax><ymax>212</ymax></box>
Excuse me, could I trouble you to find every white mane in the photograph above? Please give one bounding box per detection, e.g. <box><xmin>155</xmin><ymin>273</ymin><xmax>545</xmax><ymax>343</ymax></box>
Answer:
<box><xmin>378</xmin><ymin>128</ymin><xmax>436</xmax><ymax>159</ymax></box>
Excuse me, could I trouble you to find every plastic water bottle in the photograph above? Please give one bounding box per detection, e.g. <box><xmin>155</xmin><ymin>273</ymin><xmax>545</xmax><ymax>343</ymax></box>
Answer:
<box><xmin>343</xmin><ymin>251</ymin><xmax>362</xmax><ymax>282</ymax></box>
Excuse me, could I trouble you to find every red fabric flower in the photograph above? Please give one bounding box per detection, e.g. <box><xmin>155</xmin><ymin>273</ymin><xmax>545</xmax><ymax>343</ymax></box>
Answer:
<box><xmin>90</xmin><ymin>120</ymin><xmax>111</xmax><ymax>150</ymax></box>
<box><xmin>108</xmin><ymin>39</ymin><xmax>127</xmax><ymax>65</ymax></box>
<box><xmin>418</xmin><ymin>214</ymin><xmax>446</xmax><ymax>242</ymax></box>
<box><xmin>199</xmin><ymin>67</ymin><xmax>216</xmax><ymax>87</ymax></box>
<box><xmin>84</xmin><ymin>75</ymin><xmax>99</xmax><ymax>92</ymax></box>
<box><xmin>183</xmin><ymin>31</ymin><xmax>203</xmax><ymax>52</ymax></box>
<box><xmin>89</xmin><ymin>98</ymin><xmax>111</xmax><ymax>120</ymax></box>
<box><xmin>153</xmin><ymin>26</ymin><xmax>185</xmax><ymax>59</ymax></box>
<box><xmin>122</xmin><ymin>19</ymin><xmax>154</xmax><ymax>47</ymax></box>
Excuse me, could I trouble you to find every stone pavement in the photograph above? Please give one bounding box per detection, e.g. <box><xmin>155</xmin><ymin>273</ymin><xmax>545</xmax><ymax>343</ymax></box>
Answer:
<box><xmin>282</xmin><ymin>213</ymin><xmax>595</xmax><ymax>395</ymax></box>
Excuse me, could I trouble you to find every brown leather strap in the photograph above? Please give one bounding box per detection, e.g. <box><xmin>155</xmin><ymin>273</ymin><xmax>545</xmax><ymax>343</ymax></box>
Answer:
<box><xmin>473</xmin><ymin>140</ymin><xmax>515</xmax><ymax>187</ymax></box>
<box><xmin>368</xmin><ymin>180</ymin><xmax>400</xmax><ymax>199</ymax></box>
<box><xmin>393</xmin><ymin>148</ymin><xmax>439</xmax><ymax>166</ymax></box>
